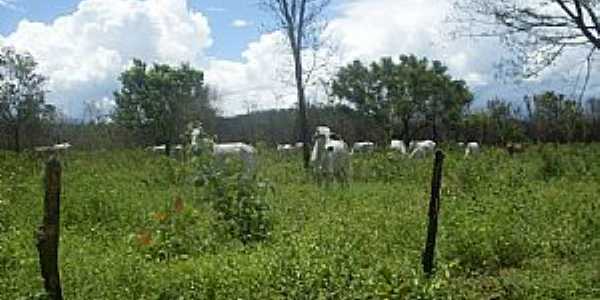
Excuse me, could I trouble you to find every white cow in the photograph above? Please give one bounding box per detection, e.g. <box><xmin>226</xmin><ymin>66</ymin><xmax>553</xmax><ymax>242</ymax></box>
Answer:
<box><xmin>352</xmin><ymin>141</ymin><xmax>375</xmax><ymax>153</ymax></box>
<box><xmin>390</xmin><ymin>140</ymin><xmax>407</xmax><ymax>154</ymax></box>
<box><xmin>277</xmin><ymin>144</ymin><xmax>296</xmax><ymax>152</ymax></box>
<box><xmin>409</xmin><ymin>140</ymin><xmax>436</xmax><ymax>158</ymax></box>
<box><xmin>464</xmin><ymin>142</ymin><xmax>481</xmax><ymax>158</ymax></box>
<box><xmin>34</xmin><ymin>142</ymin><xmax>72</xmax><ymax>154</ymax></box>
<box><xmin>310</xmin><ymin>126</ymin><xmax>350</xmax><ymax>183</ymax></box>
<box><xmin>52</xmin><ymin>142</ymin><xmax>72</xmax><ymax>151</ymax></box>
<box><xmin>190</xmin><ymin>127</ymin><xmax>256</xmax><ymax>174</ymax></box>
<box><xmin>147</xmin><ymin>144</ymin><xmax>166</xmax><ymax>152</ymax></box>
<box><xmin>213</xmin><ymin>142</ymin><xmax>257</xmax><ymax>174</ymax></box>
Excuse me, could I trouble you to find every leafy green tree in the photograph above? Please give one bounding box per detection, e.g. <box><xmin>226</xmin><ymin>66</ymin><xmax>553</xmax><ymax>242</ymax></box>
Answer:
<box><xmin>478</xmin><ymin>98</ymin><xmax>526</xmax><ymax>144</ymax></box>
<box><xmin>332</xmin><ymin>55</ymin><xmax>473</xmax><ymax>146</ymax></box>
<box><xmin>0</xmin><ymin>47</ymin><xmax>50</xmax><ymax>152</ymax></box>
<box><xmin>524</xmin><ymin>91</ymin><xmax>584</xmax><ymax>142</ymax></box>
<box><xmin>422</xmin><ymin>59</ymin><xmax>473</xmax><ymax>142</ymax></box>
<box><xmin>113</xmin><ymin>59</ymin><xmax>215</xmax><ymax>154</ymax></box>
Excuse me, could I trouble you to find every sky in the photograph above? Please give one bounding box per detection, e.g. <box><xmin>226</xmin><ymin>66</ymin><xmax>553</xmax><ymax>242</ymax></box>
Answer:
<box><xmin>1</xmin><ymin>0</ymin><xmax>599</xmax><ymax>118</ymax></box>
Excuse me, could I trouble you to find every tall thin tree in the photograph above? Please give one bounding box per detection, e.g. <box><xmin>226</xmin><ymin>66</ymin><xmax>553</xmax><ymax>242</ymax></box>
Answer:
<box><xmin>260</xmin><ymin>0</ymin><xmax>331</xmax><ymax>169</ymax></box>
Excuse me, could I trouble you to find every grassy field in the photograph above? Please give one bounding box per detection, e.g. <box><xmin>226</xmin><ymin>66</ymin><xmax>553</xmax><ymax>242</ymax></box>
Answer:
<box><xmin>1</xmin><ymin>145</ymin><xmax>599</xmax><ymax>299</ymax></box>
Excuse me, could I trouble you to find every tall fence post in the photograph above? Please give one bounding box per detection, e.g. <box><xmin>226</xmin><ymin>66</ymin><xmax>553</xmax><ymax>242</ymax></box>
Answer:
<box><xmin>36</xmin><ymin>156</ymin><xmax>63</xmax><ymax>300</ymax></box>
<box><xmin>422</xmin><ymin>150</ymin><xmax>445</xmax><ymax>277</ymax></box>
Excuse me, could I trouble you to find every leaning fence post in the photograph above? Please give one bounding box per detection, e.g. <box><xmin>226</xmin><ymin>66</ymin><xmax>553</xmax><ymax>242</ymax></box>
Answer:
<box><xmin>422</xmin><ymin>150</ymin><xmax>445</xmax><ymax>277</ymax></box>
<box><xmin>36</xmin><ymin>156</ymin><xmax>63</xmax><ymax>300</ymax></box>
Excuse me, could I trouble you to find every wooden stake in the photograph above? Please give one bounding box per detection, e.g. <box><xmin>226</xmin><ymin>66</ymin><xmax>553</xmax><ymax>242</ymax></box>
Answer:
<box><xmin>36</xmin><ymin>156</ymin><xmax>63</xmax><ymax>300</ymax></box>
<box><xmin>422</xmin><ymin>150</ymin><xmax>445</xmax><ymax>277</ymax></box>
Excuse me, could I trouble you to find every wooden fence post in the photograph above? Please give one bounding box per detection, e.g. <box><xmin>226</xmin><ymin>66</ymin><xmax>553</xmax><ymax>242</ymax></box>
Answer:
<box><xmin>422</xmin><ymin>150</ymin><xmax>445</xmax><ymax>277</ymax></box>
<box><xmin>36</xmin><ymin>156</ymin><xmax>63</xmax><ymax>300</ymax></box>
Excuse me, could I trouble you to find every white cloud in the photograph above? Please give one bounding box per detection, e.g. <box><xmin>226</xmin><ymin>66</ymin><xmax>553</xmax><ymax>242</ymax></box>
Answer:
<box><xmin>209</xmin><ymin>0</ymin><xmax>600</xmax><ymax>116</ymax></box>
<box><xmin>231</xmin><ymin>19</ymin><xmax>251</xmax><ymax>28</ymax></box>
<box><xmin>0</xmin><ymin>0</ymin><xmax>212</xmax><ymax>117</ymax></box>
<box><xmin>206</xmin><ymin>32</ymin><xmax>296</xmax><ymax>116</ymax></box>
<box><xmin>0</xmin><ymin>0</ymin><xmax>20</xmax><ymax>11</ymax></box>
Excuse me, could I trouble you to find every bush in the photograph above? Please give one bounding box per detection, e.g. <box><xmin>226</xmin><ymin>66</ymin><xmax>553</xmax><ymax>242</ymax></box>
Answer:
<box><xmin>133</xmin><ymin>197</ymin><xmax>219</xmax><ymax>261</ymax></box>
<box><xmin>539</xmin><ymin>146</ymin><xmax>564</xmax><ymax>181</ymax></box>
<box><xmin>193</xmin><ymin>150</ymin><xmax>273</xmax><ymax>244</ymax></box>
<box><xmin>204</xmin><ymin>173</ymin><xmax>273</xmax><ymax>244</ymax></box>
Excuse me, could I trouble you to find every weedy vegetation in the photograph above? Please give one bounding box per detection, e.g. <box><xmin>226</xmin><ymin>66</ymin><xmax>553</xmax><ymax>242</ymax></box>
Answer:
<box><xmin>1</xmin><ymin>145</ymin><xmax>599</xmax><ymax>299</ymax></box>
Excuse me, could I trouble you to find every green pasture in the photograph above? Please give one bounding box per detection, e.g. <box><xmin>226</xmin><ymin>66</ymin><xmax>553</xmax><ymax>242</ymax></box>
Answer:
<box><xmin>1</xmin><ymin>145</ymin><xmax>599</xmax><ymax>299</ymax></box>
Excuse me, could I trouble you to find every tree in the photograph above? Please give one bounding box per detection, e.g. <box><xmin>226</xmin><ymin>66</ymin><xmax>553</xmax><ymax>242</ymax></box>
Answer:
<box><xmin>453</xmin><ymin>0</ymin><xmax>600</xmax><ymax>80</ymax></box>
<box><xmin>0</xmin><ymin>47</ymin><xmax>49</xmax><ymax>152</ymax></box>
<box><xmin>422</xmin><ymin>60</ymin><xmax>473</xmax><ymax>142</ymax></box>
<box><xmin>480</xmin><ymin>98</ymin><xmax>526</xmax><ymax>144</ymax></box>
<box><xmin>524</xmin><ymin>91</ymin><xmax>584</xmax><ymax>142</ymax></box>
<box><xmin>332</xmin><ymin>55</ymin><xmax>473</xmax><ymax>146</ymax></box>
<box><xmin>113</xmin><ymin>59</ymin><xmax>215</xmax><ymax>155</ymax></box>
<box><xmin>259</xmin><ymin>0</ymin><xmax>331</xmax><ymax>169</ymax></box>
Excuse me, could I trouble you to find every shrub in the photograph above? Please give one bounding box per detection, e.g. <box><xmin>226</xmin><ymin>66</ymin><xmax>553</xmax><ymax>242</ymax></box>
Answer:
<box><xmin>133</xmin><ymin>197</ymin><xmax>219</xmax><ymax>261</ymax></box>
<box><xmin>204</xmin><ymin>173</ymin><xmax>273</xmax><ymax>244</ymax></box>
<box><xmin>192</xmin><ymin>150</ymin><xmax>273</xmax><ymax>244</ymax></box>
<box><xmin>539</xmin><ymin>146</ymin><xmax>564</xmax><ymax>181</ymax></box>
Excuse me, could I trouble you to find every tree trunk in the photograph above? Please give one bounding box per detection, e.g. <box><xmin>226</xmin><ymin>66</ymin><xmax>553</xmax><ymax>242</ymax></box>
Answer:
<box><xmin>432</xmin><ymin>116</ymin><xmax>438</xmax><ymax>143</ymax></box>
<box><xmin>384</xmin><ymin>121</ymin><xmax>393</xmax><ymax>147</ymax></box>
<box><xmin>14</xmin><ymin>122</ymin><xmax>21</xmax><ymax>153</ymax></box>
<box><xmin>402</xmin><ymin>118</ymin><xmax>411</xmax><ymax>149</ymax></box>
<box><xmin>293</xmin><ymin>42</ymin><xmax>310</xmax><ymax>169</ymax></box>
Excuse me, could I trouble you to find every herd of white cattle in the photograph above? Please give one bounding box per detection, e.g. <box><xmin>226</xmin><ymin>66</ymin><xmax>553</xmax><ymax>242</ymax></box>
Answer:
<box><xmin>301</xmin><ymin>126</ymin><xmax>481</xmax><ymax>181</ymax></box>
<box><xmin>34</xmin><ymin>125</ymin><xmax>480</xmax><ymax>180</ymax></box>
<box><xmin>180</xmin><ymin>125</ymin><xmax>480</xmax><ymax>179</ymax></box>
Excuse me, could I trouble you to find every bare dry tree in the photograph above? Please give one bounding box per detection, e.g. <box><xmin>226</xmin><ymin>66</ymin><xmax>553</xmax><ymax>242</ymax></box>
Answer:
<box><xmin>259</xmin><ymin>0</ymin><xmax>332</xmax><ymax>169</ymax></box>
<box><xmin>453</xmin><ymin>0</ymin><xmax>599</xmax><ymax>91</ymax></box>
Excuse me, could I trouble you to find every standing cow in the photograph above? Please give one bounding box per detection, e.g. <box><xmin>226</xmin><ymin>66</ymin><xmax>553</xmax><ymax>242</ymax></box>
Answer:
<box><xmin>352</xmin><ymin>141</ymin><xmax>375</xmax><ymax>153</ymax></box>
<box><xmin>464</xmin><ymin>142</ymin><xmax>481</xmax><ymax>158</ymax></box>
<box><xmin>408</xmin><ymin>140</ymin><xmax>436</xmax><ymax>158</ymax></box>
<box><xmin>310</xmin><ymin>126</ymin><xmax>350</xmax><ymax>184</ymax></box>
<box><xmin>390</xmin><ymin>140</ymin><xmax>407</xmax><ymax>154</ymax></box>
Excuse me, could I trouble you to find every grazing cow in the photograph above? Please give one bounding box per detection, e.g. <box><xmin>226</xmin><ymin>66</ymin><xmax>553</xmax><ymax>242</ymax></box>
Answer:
<box><xmin>190</xmin><ymin>127</ymin><xmax>256</xmax><ymax>174</ymax></box>
<box><xmin>464</xmin><ymin>142</ymin><xmax>481</xmax><ymax>158</ymax></box>
<box><xmin>34</xmin><ymin>146</ymin><xmax>54</xmax><ymax>152</ymax></box>
<box><xmin>390</xmin><ymin>140</ymin><xmax>407</xmax><ymax>154</ymax></box>
<box><xmin>35</xmin><ymin>142</ymin><xmax>72</xmax><ymax>152</ymax></box>
<box><xmin>277</xmin><ymin>144</ymin><xmax>296</xmax><ymax>152</ymax></box>
<box><xmin>506</xmin><ymin>143</ymin><xmax>525</xmax><ymax>156</ymax></box>
<box><xmin>147</xmin><ymin>144</ymin><xmax>166</xmax><ymax>153</ymax></box>
<box><xmin>213</xmin><ymin>142</ymin><xmax>257</xmax><ymax>174</ymax></box>
<box><xmin>409</xmin><ymin>140</ymin><xmax>436</xmax><ymax>158</ymax></box>
<box><xmin>352</xmin><ymin>141</ymin><xmax>375</xmax><ymax>153</ymax></box>
<box><xmin>310</xmin><ymin>126</ymin><xmax>350</xmax><ymax>183</ymax></box>
<box><xmin>52</xmin><ymin>142</ymin><xmax>72</xmax><ymax>151</ymax></box>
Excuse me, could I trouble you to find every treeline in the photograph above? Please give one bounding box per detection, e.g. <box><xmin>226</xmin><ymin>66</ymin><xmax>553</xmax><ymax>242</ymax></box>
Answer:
<box><xmin>215</xmin><ymin>92</ymin><xmax>600</xmax><ymax>146</ymax></box>
<box><xmin>2</xmin><ymin>91</ymin><xmax>599</xmax><ymax>151</ymax></box>
<box><xmin>2</xmin><ymin>45</ymin><xmax>600</xmax><ymax>153</ymax></box>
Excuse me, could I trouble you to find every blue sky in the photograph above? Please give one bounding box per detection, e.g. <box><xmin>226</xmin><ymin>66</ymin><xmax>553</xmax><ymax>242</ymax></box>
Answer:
<box><xmin>0</xmin><ymin>0</ymin><xmax>598</xmax><ymax>117</ymax></box>
<box><xmin>0</xmin><ymin>0</ymin><xmax>264</xmax><ymax>60</ymax></box>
